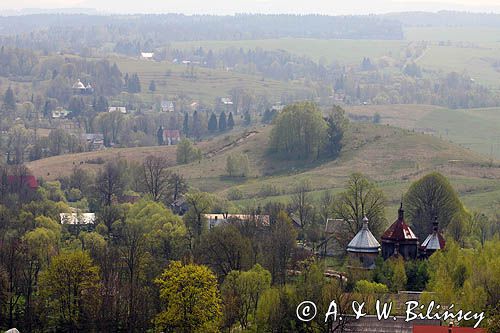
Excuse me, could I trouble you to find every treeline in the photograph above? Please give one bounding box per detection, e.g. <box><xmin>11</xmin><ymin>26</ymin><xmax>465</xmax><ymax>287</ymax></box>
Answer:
<box><xmin>0</xmin><ymin>14</ymin><xmax>403</xmax><ymax>52</ymax></box>
<box><xmin>385</xmin><ymin>10</ymin><xmax>500</xmax><ymax>28</ymax></box>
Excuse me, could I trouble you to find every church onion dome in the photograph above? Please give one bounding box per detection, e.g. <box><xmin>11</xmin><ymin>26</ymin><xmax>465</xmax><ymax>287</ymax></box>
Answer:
<box><xmin>381</xmin><ymin>203</ymin><xmax>418</xmax><ymax>241</ymax></box>
<box><xmin>347</xmin><ymin>216</ymin><xmax>381</xmax><ymax>254</ymax></box>
<box><xmin>421</xmin><ymin>216</ymin><xmax>446</xmax><ymax>251</ymax></box>
<box><xmin>72</xmin><ymin>79</ymin><xmax>86</xmax><ymax>89</ymax></box>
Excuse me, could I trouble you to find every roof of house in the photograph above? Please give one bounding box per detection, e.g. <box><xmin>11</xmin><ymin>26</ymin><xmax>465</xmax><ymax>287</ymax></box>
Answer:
<box><xmin>72</xmin><ymin>79</ymin><xmax>86</xmax><ymax>89</ymax></box>
<box><xmin>108</xmin><ymin>106</ymin><xmax>127</xmax><ymax>113</ymax></box>
<box><xmin>420</xmin><ymin>218</ymin><xmax>446</xmax><ymax>251</ymax></box>
<box><xmin>7</xmin><ymin>175</ymin><xmax>38</xmax><ymax>189</ymax></box>
<box><xmin>203</xmin><ymin>214</ymin><xmax>270</xmax><ymax>227</ymax></box>
<box><xmin>60</xmin><ymin>213</ymin><xmax>96</xmax><ymax>225</ymax></box>
<box><xmin>141</xmin><ymin>52</ymin><xmax>154</xmax><ymax>58</ymax></box>
<box><xmin>382</xmin><ymin>203</ymin><xmax>418</xmax><ymax>242</ymax></box>
<box><xmin>164</xmin><ymin>129</ymin><xmax>181</xmax><ymax>138</ymax></box>
<box><xmin>347</xmin><ymin>217</ymin><xmax>381</xmax><ymax>254</ymax></box>
<box><xmin>220</xmin><ymin>97</ymin><xmax>233</xmax><ymax>105</ymax></box>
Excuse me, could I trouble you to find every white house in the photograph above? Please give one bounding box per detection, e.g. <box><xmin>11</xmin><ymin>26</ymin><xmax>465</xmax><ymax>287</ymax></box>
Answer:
<box><xmin>140</xmin><ymin>52</ymin><xmax>154</xmax><ymax>60</ymax></box>
<box><xmin>203</xmin><ymin>214</ymin><xmax>270</xmax><ymax>229</ymax></box>
<box><xmin>60</xmin><ymin>213</ymin><xmax>96</xmax><ymax>225</ymax></box>
<box><xmin>108</xmin><ymin>106</ymin><xmax>127</xmax><ymax>114</ymax></box>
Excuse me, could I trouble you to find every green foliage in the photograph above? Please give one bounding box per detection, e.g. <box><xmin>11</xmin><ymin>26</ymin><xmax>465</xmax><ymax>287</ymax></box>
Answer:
<box><xmin>148</xmin><ymin>79</ymin><xmax>156</xmax><ymax>92</ymax></box>
<box><xmin>176</xmin><ymin>138</ymin><xmax>202</xmax><ymax>164</ymax></box>
<box><xmin>221</xmin><ymin>264</ymin><xmax>272</xmax><ymax>329</ymax></box>
<box><xmin>39</xmin><ymin>251</ymin><xmax>102</xmax><ymax>331</ymax></box>
<box><xmin>426</xmin><ymin>240</ymin><xmax>500</xmax><ymax>329</ymax></box>
<box><xmin>325</xmin><ymin>105</ymin><xmax>348</xmax><ymax>158</ymax></box>
<box><xmin>155</xmin><ymin>261</ymin><xmax>222</xmax><ymax>333</ymax></box>
<box><xmin>405</xmin><ymin>172</ymin><xmax>468</xmax><ymax>240</ymax></box>
<box><xmin>354</xmin><ymin>280</ymin><xmax>389</xmax><ymax>294</ymax></box>
<box><xmin>332</xmin><ymin>173</ymin><xmax>386</xmax><ymax>240</ymax></box>
<box><xmin>3</xmin><ymin>86</ymin><xmax>16</xmax><ymax>112</ymax></box>
<box><xmin>226</xmin><ymin>187</ymin><xmax>244</xmax><ymax>200</ymax></box>
<box><xmin>219</xmin><ymin>111</ymin><xmax>227</xmax><ymax>131</ymax></box>
<box><xmin>226</xmin><ymin>153</ymin><xmax>250</xmax><ymax>177</ymax></box>
<box><xmin>208</xmin><ymin>113</ymin><xmax>218</xmax><ymax>132</ymax></box>
<box><xmin>269</xmin><ymin>101</ymin><xmax>327</xmax><ymax>160</ymax></box>
<box><xmin>227</xmin><ymin>112</ymin><xmax>235</xmax><ymax>129</ymax></box>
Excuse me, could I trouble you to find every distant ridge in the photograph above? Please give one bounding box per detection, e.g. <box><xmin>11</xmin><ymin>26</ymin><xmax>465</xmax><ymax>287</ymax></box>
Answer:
<box><xmin>0</xmin><ymin>8</ymin><xmax>102</xmax><ymax>16</ymax></box>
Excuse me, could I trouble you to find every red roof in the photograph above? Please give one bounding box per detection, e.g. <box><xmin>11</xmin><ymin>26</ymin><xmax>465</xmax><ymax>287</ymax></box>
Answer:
<box><xmin>164</xmin><ymin>129</ymin><xmax>181</xmax><ymax>138</ymax></box>
<box><xmin>7</xmin><ymin>175</ymin><xmax>39</xmax><ymax>189</ymax></box>
<box><xmin>382</xmin><ymin>205</ymin><xmax>418</xmax><ymax>241</ymax></box>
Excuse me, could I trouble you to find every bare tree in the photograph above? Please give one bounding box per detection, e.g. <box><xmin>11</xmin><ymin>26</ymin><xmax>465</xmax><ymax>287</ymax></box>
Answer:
<box><xmin>141</xmin><ymin>155</ymin><xmax>170</xmax><ymax>202</ymax></box>
<box><xmin>331</xmin><ymin>173</ymin><xmax>386</xmax><ymax>240</ymax></box>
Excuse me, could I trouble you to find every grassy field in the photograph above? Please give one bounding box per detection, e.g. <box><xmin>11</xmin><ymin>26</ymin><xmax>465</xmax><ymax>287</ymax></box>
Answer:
<box><xmin>405</xmin><ymin>27</ymin><xmax>500</xmax><ymax>43</ymax></box>
<box><xmin>167</xmin><ymin>122</ymin><xmax>500</xmax><ymax>215</ymax></box>
<box><xmin>347</xmin><ymin>104</ymin><xmax>500</xmax><ymax>159</ymax></box>
<box><xmin>112</xmin><ymin>56</ymin><xmax>311</xmax><ymax>105</ymax></box>
<box><xmin>27</xmin><ymin>119</ymin><xmax>500</xmax><ymax>215</ymax></box>
<box><xmin>171</xmin><ymin>29</ymin><xmax>500</xmax><ymax>89</ymax></box>
<box><xmin>171</xmin><ymin>38</ymin><xmax>408</xmax><ymax>65</ymax></box>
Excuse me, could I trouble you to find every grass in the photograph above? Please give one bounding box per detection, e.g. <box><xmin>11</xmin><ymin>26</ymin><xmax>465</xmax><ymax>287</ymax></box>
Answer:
<box><xmin>169</xmin><ymin>122</ymin><xmax>500</xmax><ymax>215</ymax></box>
<box><xmin>111</xmin><ymin>56</ymin><xmax>311</xmax><ymax>105</ymax></box>
<box><xmin>405</xmin><ymin>27</ymin><xmax>500</xmax><ymax>43</ymax></box>
<box><xmin>171</xmin><ymin>38</ymin><xmax>408</xmax><ymax>65</ymax></box>
<box><xmin>27</xmin><ymin>119</ymin><xmax>500</xmax><ymax>215</ymax></box>
<box><xmin>346</xmin><ymin>104</ymin><xmax>500</xmax><ymax>159</ymax></box>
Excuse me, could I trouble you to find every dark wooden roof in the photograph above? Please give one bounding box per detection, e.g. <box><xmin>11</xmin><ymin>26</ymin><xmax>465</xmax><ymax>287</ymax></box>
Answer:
<box><xmin>382</xmin><ymin>203</ymin><xmax>418</xmax><ymax>242</ymax></box>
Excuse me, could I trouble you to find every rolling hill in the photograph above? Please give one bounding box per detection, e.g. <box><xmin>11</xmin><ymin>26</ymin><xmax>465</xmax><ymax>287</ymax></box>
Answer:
<box><xmin>27</xmin><ymin>121</ymin><xmax>500</xmax><ymax>215</ymax></box>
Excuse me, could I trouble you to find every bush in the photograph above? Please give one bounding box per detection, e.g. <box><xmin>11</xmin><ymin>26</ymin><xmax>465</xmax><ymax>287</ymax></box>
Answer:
<box><xmin>227</xmin><ymin>187</ymin><xmax>244</xmax><ymax>200</ymax></box>
<box><xmin>354</xmin><ymin>280</ymin><xmax>389</xmax><ymax>294</ymax></box>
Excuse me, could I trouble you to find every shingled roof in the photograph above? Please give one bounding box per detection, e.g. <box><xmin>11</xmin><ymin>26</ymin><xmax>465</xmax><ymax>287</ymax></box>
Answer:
<box><xmin>382</xmin><ymin>203</ymin><xmax>418</xmax><ymax>241</ymax></box>
<box><xmin>421</xmin><ymin>217</ymin><xmax>446</xmax><ymax>251</ymax></box>
<box><xmin>347</xmin><ymin>217</ymin><xmax>381</xmax><ymax>254</ymax></box>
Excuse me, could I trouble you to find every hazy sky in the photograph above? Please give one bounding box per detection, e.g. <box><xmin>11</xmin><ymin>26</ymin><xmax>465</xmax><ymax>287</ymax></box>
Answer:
<box><xmin>2</xmin><ymin>0</ymin><xmax>500</xmax><ymax>14</ymax></box>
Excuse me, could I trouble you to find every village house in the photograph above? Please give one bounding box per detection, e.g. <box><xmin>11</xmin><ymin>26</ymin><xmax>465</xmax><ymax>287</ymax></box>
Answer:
<box><xmin>203</xmin><ymin>214</ymin><xmax>270</xmax><ymax>229</ymax></box>
<box><xmin>51</xmin><ymin>108</ymin><xmax>71</xmax><ymax>119</ymax></box>
<box><xmin>81</xmin><ymin>133</ymin><xmax>105</xmax><ymax>151</ymax></box>
<box><xmin>108</xmin><ymin>106</ymin><xmax>127</xmax><ymax>114</ymax></box>
<box><xmin>60</xmin><ymin>212</ymin><xmax>96</xmax><ymax>225</ymax></box>
<box><xmin>162</xmin><ymin>129</ymin><xmax>181</xmax><ymax>145</ymax></box>
<box><xmin>160</xmin><ymin>100</ymin><xmax>175</xmax><ymax>112</ymax></box>
<box><xmin>140</xmin><ymin>52</ymin><xmax>154</xmax><ymax>60</ymax></box>
<box><xmin>72</xmin><ymin>79</ymin><xmax>93</xmax><ymax>95</ymax></box>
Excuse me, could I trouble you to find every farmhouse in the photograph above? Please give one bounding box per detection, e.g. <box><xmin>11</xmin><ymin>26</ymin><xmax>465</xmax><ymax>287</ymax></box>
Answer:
<box><xmin>51</xmin><ymin>108</ymin><xmax>71</xmax><ymax>119</ymax></box>
<box><xmin>60</xmin><ymin>212</ymin><xmax>96</xmax><ymax>225</ymax></box>
<box><xmin>160</xmin><ymin>100</ymin><xmax>175</xmax><ymax>112</ymax></box>
<box><xmin>203</xmin><ymin>214</ymin><xmax>270</xmax><ymax>229</ymax></box>
<box><xmin>162</xmin><ymin>129</ymin><xmax>181</xmax><ymax>145</ymax></box>
<box><xmin>72</xmin><ymin>79</ymin><xmax>93</xmax><ymax>95</ymax></box>
<box><xmin>140</xmin><ymin>52</ymin><xmax>154</xmax><ymax>60</ymax></box>
<box><xmin>81</xmin><ymin>133</ymin><xmax>105</xmax><ymax>151</ymax></box>
<box><xmin>108</xmin><ymin>106</ymin><xmax>127</xmax><ymax>114</ymax></box>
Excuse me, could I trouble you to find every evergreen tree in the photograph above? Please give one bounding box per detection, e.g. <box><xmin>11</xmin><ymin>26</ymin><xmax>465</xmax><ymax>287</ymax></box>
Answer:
<box><xmin>227</xmin><ymin>112</ymin><xmax>235</xmax><ymax>129</ymax></box>
<box><xmin>219</xmin><ymin>111</ymin><xmax>227</xmax><ymax>131</ymax></box>
<box><xmin>183</xmin><ymin>112</ymin><xmax>189</xmax><ymax>138</ymax></box>
<box><xmin>95</xmin><ymin>96</ymin><xmax>109</xmax><ymax>112</ymax></box>
<box><xmin>208</xmin><ymin>113</ymin><xmax>218</xmax><ymax>132</ymax></box>
<box><xmin>192</xmin><ymin>110</ymin><xmax>203</xmax><ymax>140</ymax></box>
<box><xmin>244</xmin><ymin>111</ymin><xmax>251</xmax><ymax>126</ymax></box>
<box><xmin>3</xmin><ymin>86</ymin><xmax>16</xmax><ymax>112</ymax></box>
<box><xmin>157</xmin><ymin>126</ymin><xmax>164</xmax><ymax>145</ymax></box>
<box><xmin>149</xmin><ymin>80</ymin><xmax>156</xmax><ymax>92</ymax></box>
